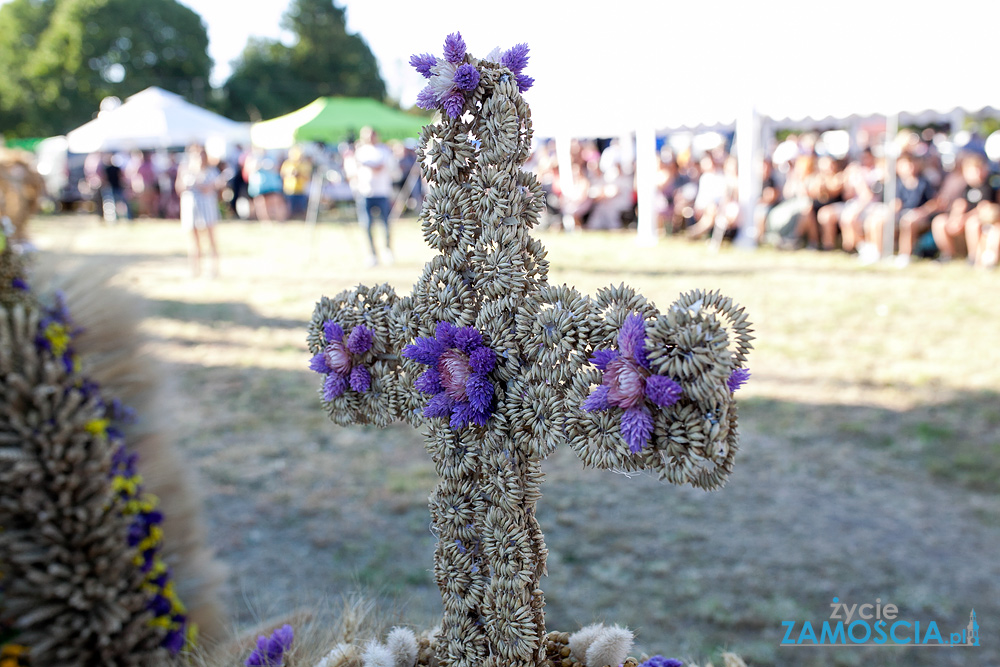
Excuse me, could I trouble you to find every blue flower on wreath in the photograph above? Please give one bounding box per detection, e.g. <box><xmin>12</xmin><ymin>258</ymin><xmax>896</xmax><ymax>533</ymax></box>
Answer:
<box><xmin>403</xmin><ymin>321</ymin><xmax>496</xmax><ymax>428</ymax></box>
<box><xmin>582</xmin><ymin>313</ymin><xmax>683</xmax><ymax>454</ymax></box>
<box><xmin>309</xmin><ymin>321</ymin><xmax>374</xmax><ymax>400</ymax></box>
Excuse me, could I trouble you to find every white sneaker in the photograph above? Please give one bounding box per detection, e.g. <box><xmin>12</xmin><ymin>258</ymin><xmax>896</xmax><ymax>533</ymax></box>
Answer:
<box><xmin>383</xmin><ymin>249</ymin><xmax>395</xmax><ymax>265</ymax></box>
<box><xmin>892</xmin><ymin>254</ymin><xmax>910</xmax><ymax>268</ymax></box>
<box><xmin>365</xmin><ymin>255</ymin><xmax>378</xmax><ymax>267</ymax></box>
<box><xmin>857</xmin><ymin>243</ymin><xmax>879</xmax><ymax>265</ymax></box>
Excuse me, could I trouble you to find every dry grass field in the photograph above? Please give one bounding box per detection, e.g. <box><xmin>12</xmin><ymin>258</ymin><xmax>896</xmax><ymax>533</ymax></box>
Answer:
<box><xmin>29</xmin><ymin>213</ymin><xmax>1000</xmax><ymax>666</ymax></box>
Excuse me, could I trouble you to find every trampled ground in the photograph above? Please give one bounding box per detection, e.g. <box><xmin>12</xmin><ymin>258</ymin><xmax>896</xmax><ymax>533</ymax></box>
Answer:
<box><xmin>31</xmin><ymin>215</ymin><xmax>1000</xmax><ymax>666</ymax></box>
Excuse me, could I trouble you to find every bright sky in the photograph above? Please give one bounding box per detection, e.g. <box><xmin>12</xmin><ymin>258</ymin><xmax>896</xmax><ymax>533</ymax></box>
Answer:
<box><xmin>3</xmin><ymin>0</ymin><xmax>998</xmax><ymax>136</ymax></box>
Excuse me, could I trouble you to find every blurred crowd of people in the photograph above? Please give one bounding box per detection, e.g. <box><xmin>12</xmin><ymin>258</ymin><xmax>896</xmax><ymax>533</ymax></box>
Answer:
<box><xmin>529</xmin><ymin>127</ymin><xmax>1000</xmax><ymax>269</ymax></box>
<box><xmin>78</xmin><ymin>130</ymin><xmax>423</xmax><ymax>232</ymax></box>
<box><xmin>69</xmin><ymin>123</ymin><xmax>1000</xmax><ymax>272</ymax></box>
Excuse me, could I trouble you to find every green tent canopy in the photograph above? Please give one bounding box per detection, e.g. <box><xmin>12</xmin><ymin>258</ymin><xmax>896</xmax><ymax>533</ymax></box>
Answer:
<box><xmin>250</xmin><ymin>97</ymin><xmax>432</xmax><ymax>149</ymax></box>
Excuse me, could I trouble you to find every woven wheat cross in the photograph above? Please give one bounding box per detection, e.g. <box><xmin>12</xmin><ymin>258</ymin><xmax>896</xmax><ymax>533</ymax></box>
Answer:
<box><xmin>307</xmin><ymin>34</ymin><xmax>752</xmax><ymax>667</ymax></box>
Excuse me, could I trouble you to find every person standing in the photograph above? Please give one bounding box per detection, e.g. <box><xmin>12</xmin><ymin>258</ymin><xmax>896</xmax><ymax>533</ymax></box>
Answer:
<box><xmin>351</xmin><ymin>126</ymin><xmax>395</xmax><ymax>266</ymax></box>
<box><xmin>280</xmin><ymin>145</ymin><xmax>313</xmax><ymax>220</ymax></box>
<box><xmin>175</xmin><ymin>144</ymin><xmax>221</xmax><ymax>278</ymax></box>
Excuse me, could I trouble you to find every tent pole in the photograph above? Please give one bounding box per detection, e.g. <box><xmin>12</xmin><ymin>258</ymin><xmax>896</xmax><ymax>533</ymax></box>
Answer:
<box><xmin>389</xmin><ymin>161</ymin><xmax>421</xmax><ymax>223</ymax></box>
<box><xmin>734</xmin><ymin>104</ymin><xmax>760</xmax><ymax>249</ymax></box>
<box><xmin>634</xmin><ymin>124</ymin><xmax>658</xmax><ymax>246</ymax></box>
<box><xmin>554</xmin><ymin>133</ymin><xmax>576</xmax><ymax>231</ymax></box>
<box><xmin>305</xmin><ymin>168</ymin><xmax>324</xmax><ymax>262</ymax></box>
<box><xmin>881</xmin><ymin>112</ymin><xmax>898</xmax><ymax>260</ymax></box>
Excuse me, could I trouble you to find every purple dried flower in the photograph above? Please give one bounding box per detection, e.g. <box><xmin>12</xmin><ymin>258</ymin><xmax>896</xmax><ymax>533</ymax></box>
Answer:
<box><xmin>163</xmin><ymin>629</ymin><xmax>186</xmax><ymax>653</ymax></box>
<box><xmin>450</xmin><ymin>401</ymin><xmax>476</xmax><ymax>429</ymax></box>
<box><xmin>469</xmin><ymin>346</ymin><xmax>496</xmax><ymax>374</ymax></box>
<box><xmin>325</xmin><ymin>340</ymin><xmax>352</xmax><ymax>375</ymax></box>
<box><xmin>403</xmin><ymin>336</ymin><xmax>446</xmax><ymax>365</ymax></box>
<box><xmin>313</xmin><ymin>321</ymin><xmax>375</xmax><ymax>398</ymax></box>
<box><xmin>347</xmin><ymin>324</ymin><xmax>373</xmax><ymax>354</ymax></box>
<box><xmin>323</xmin><ymin>373</ymin><xmax>347</xmax><ymax>401</ymax></box>
<box><xmin>323</xmin><ymin>320</ymin><xmax>343</xmax><ymax>343</ymax></box>
<box><xmin>12</xmin><ymin>276</ymin><xmax>28</xmax><ymax>290</ymax></box>
<box><xmin>640</xmin><ymin>657</ymin><xmax>684</xmax><ymax>667</ymax></box>
<box><xmin>453</xmin><ymin>326</ymin><xmax>483</xmax><ymax>354</ymax></box>
<box><xmin>645</xmin><ymin>374</ymin><xmax>682</xmax><ymax>407</ymax></box>
<box><xmin>409</xmin><ymin>52</ymin><xmax>438</xmax><ymax>78</ymax></box>
<box><xmin>581</xmin><ymin>385</ymin><xmax>609</xmax><ymax>412</ymax></box>
<box><xmin>582</xmin><ymin>313</ymin><xmax>683</xmax><ymax>452</ymax></box>
<box><xmin>515</xmin><ymin>73</ymin><xmax>534</xmax><ymax>93</ymax></box>
<box><xmin>621</xmin><ymin>404</ymin><xmax>653</xmax><ymax>453</ymax></box>
<box><xmin>604</xmin><ymin>356</ymin><xmax>647</xmax><ymax>409</ymax></box>
<box><xmin>589</xmin><ymin>348</ymin><xmax>620</xmax><ymax>372</ymax></box>
<box><xmin>309</xmin><ymin>352</ymin><xmax>332</xmax><ymax>374</ymax></box>
<box><xmin>727</xmin><ymin>367</ymin><xmax>750</xmax><ymax>392</ymax></box>
<box><xmin>617</xmin><ymin>313</ymin><xmax>645</xmax><ymax>358</ymax></box>
<box><xmin>409</xmin><ymin>323</ymin><xmax>496</xmax><ymax>427</ymax></box>
<box><xmin>245</xmin><ymin>624</ymin><xmax>294</xmax><ymax>667</ymax></box>
<box><xmin>415</xmin><ymin>367</ymin><xmax>443</xmax><ymax>394</ymax></box>
<box><xmin>349</xmin><ymin>365</ymin><xmax>371</xmax><ymax>393</ymax></box>
<box><xmin>453</xmin><ymin>63</ymin><xmax>480</xmax><ymax>91</ymax></box>
<box><xmin>443</xmin><ymin>32</ymin><xmax>466</xmax><ymax>64</ymax></box>
<box><xmin>442</xmin><ymin>91</ymin><xmax>465</xmax><ymax>119</ymax></box>
<box><xmin>424</xmin><ymin>392</ymin><xmax>455</xmax><ymax>419</ymax></box>
<box><xmin>501</xmin><ymin>43</ymin><xmax>530</xmax><ymax>74</ymax></box>
<box><xmin>435</xmin><ymin>320</ymin><xmax>458</xmax><ymax>347</ymax></box>
<box><xmin>465</xmin><ymin>374</ymin><xmax>492</xmax><ymax>413</ymax></box>
<box><xmin>416</xmin><ymin>85</ymin><xmax>440</xmax><ymax>110</ymax></box>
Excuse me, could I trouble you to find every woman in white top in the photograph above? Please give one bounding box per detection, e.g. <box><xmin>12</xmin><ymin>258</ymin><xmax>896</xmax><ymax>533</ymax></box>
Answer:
<box><xmin>176</xmin><ymin>144</ymin><xmax>221</xmax><ymax>277</ymax></box>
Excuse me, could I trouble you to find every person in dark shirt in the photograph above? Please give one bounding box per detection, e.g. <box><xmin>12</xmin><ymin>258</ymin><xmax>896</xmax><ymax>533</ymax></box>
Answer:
<box><xmin>864</xmin><ymin>152</ymin><xmax>934</xmax><ymax>263</ymax></box>
<box><xmin>99</xmin><ymin>152</ymin><xmax>131</xmax><ymax>222</ymax></box>
<box><xmin>931</xmin><ymin>152</ymin><xmax>994</xmax><ymax>261</ymax></box>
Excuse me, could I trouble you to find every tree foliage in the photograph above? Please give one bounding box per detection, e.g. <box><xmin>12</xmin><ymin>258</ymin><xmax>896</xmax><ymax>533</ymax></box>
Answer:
<box><xmin>220</xmin><ymin>0</ymin><xmax>386</xmax><ymax>122</ymax></box>
<box><xmin>0</xmin><ymin>0</ymin><xmax>212</xmax><ymax>138</ymax></box>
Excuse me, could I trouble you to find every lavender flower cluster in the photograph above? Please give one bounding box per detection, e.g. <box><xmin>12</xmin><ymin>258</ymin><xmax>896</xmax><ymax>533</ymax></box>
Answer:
<box><xmin>583</xmin><ymin>314</ymin><xmax>750</xmax><ymax>453</ymax></box>
<box><xmin>309</xmin><ymin>321</ymin><xmax>374</xmax><ymax>400</ymax></box>
<box><xmin>403</xmin><ymin>321</ymin><xmax>496</xmax><ymax>428</ymax></box>
<box><xmin>410</xmin><ymin>32</ymin><xmax>533</xmax><ymax>119</ymax></box>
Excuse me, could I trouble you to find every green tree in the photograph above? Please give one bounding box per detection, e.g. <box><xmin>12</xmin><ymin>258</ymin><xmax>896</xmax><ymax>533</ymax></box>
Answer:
<box><xmin>0</xmin><ymin>0</ymin><xmax>59</xmax><ymax>136</ymax></box>
<box><xmin>0</xmin><ymin>0</ymin><xmax>213</xmax><ymax>138</ymax></box>
<box><xmin>220</xmin><ymin>0</ymin><xmax>385</xmax><ymax>122</ymax></box>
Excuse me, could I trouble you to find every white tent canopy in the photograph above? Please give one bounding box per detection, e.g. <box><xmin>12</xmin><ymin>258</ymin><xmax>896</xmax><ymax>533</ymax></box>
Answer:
<box><xmin>514</xmin><ymin>0</ymin><xmax>1000</xmax><ymax>243</ymax></box>
<box><xmin>66</xmin><ymin>87</ymin><xmax>250</xmax><ymax>153</ymax></box>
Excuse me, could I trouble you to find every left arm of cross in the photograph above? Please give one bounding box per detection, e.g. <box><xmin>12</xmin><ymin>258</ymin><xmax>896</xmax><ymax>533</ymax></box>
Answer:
<box><xmin>307</xmin><ymin>283</ymin><xmax>418</xmax><ymax>428</ymax></box>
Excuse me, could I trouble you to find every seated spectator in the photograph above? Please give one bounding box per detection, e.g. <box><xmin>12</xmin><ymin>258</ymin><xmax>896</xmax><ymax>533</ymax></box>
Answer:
<box><xmin>753</xmin><ymin>157</ymin><xmax>781</xmax><ymax>243</ymax></box>
<box><xmin>587</xmin><ymin>162</ymin><xmax>634</xmax><ymax>230</ymax></box>
<box><xmin>971</xmin><ymin>201</ymin><xmax>1000</xmax><ymax>268</ymax></box>
<box><xmin>560</xmin><ymin>161</ymin><xmax>593</xmax><ymax>229</ymax></box>
<box><xmin>654</xmin><ymin>153</ymin><xmax>689</xmax><ymax>234</ymax></box>
<box><xmin>763</xmin><ymin>153</ymin><xmax>815</xmax><ymax>248</ymax></box>
<box><xmin>686</xmin><ymin>154</ymin><xmax>728</xmax><ymax>240</ymax></box>
<box><xmin>863</xmin><ymin>152</ymin><xmax>935</xmax><ymax>263</ymax></box>
<box><xmin>840</xmin><ymin>149</ymin><xmax>885</xmax><ymax>258</ymax></box>
<box><xmin>805</xmin><ymin>155</ymin><xmax>845</xmax><ymax>249</ymax></box>
<box><xmin>892</xmin><ymin>152</ymin><xmax>965</xmax><ymax>264</ymax></box>
<box><xmin>931</xmin><ymin>152</ymin><xmax>994</xmax><ymax>261</ymax></box>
